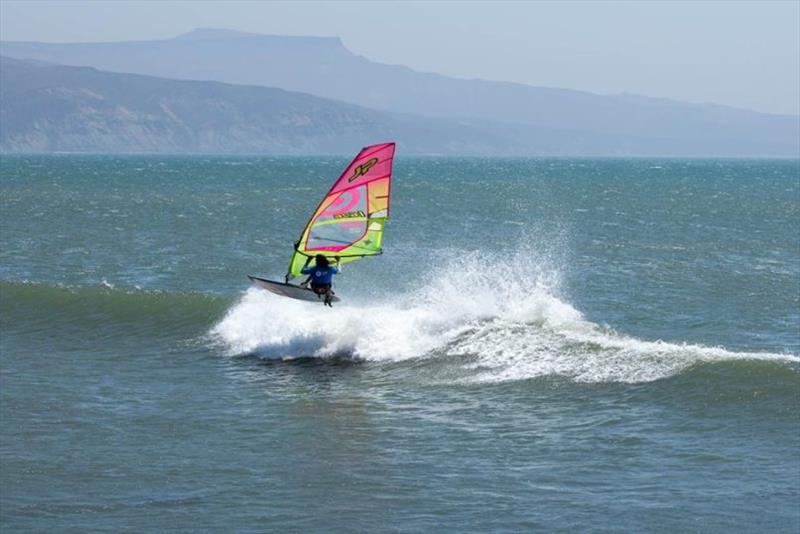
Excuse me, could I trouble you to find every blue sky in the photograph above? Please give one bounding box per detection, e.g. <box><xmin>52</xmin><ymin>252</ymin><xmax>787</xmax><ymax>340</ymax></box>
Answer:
<box><xmin>1</xmin><ymin>0</ymin><xmax>798</xmax><ymax>115</ymax></box>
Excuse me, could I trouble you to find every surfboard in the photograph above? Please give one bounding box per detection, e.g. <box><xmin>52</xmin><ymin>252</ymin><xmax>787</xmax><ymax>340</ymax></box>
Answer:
<box><xmin>249</xmin><ymin>142</ymin><xmax>396</xmax><ymax>304</ymax></box>
<box><xmin>248</xmin><ymin>276</ymin><xmax>341</xmax><ymax>303</ymax></box>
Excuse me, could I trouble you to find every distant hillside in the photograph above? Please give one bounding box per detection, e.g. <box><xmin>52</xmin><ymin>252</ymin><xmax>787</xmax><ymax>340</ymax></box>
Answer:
<box><xmin>0</xmin><ymin>56</ymin><xmax>796</xmax><ymax>156</ymax></box>
<box><xmin>2</xmin><ymin>28</ymin><xmax>798</xmax><ymax>156</ymax></box>
<box><xmin>0</xmin><ymin>56</ymin><xmax>609</xmax><ymax>155</ymax></box>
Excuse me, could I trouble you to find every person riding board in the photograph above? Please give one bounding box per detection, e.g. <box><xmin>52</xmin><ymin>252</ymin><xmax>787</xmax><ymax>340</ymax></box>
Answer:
<box><xmin>299</xmin><ymin>254</ymin><xmax>340</xmax><ymax>307</ymax></box>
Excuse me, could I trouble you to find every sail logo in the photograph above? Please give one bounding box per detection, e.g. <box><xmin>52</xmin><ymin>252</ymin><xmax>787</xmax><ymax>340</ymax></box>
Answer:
<box><xmin>348</xmin><ymin>158</ymin><xmax>378</xmax><ymax>182</ymax></box>
<box><xmin>333</xmin><ymin>210</ymin><xmax>366</xmax><ymax>219</ymax></box>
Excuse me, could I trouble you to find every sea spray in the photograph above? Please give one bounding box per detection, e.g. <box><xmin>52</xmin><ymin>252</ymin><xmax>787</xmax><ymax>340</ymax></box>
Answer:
<box><xmin>210</xmin><ymin>245</ymin><xmax>566</xmax><ymax>359</ymax></box>
<box><xmin>210</xmin><ymin>248</ymin><xmax>798</xmax><ymax>382</ymax></box>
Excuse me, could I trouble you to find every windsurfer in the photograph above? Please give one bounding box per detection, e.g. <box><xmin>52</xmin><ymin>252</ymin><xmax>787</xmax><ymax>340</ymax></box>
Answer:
<box><xmin>300</xmin><ymin>254</ymin><xmax>340</xmax><ymax>306</ymax></box>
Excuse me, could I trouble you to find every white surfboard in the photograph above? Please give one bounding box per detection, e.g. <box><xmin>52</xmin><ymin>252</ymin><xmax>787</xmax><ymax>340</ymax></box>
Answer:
<box><xmin>248</xmin><ymin>276</ymin><xmax>341</xmax><ymax>303</ymax></box>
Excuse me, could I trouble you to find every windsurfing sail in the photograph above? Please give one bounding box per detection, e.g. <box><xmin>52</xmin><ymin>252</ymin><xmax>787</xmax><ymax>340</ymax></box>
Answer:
<box><xmin>286</xmin><ymin>142</ymin><xmax>396</xmax><ymax>281</ymax></box>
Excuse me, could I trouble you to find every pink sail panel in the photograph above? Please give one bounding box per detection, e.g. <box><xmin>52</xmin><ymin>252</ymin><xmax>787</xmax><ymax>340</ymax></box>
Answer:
<box><xmin>328</xmin><ymin>142</ymin><xmax>395</xmax><ymax>196</ymax></box>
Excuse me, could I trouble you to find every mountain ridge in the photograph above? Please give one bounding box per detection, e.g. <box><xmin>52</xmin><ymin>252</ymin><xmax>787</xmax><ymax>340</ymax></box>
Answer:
<box><xmin>5</xmin><ymin>55</ymin><xmax>684</xmax><ymax>155</ymax></box>
<box><xmin>1</xmin><ymin>30</ymin><xmax>798</xmax><ymax>156</ymax></box>
<box><xmin>2</xmin><ymin>29</ymin><xmax>797</xmax><ymax>150</ymax></box>
<box><xmin>8</xmin><ymin>29</ymin><xmax>787</xmax><ymax>117</ymax></box>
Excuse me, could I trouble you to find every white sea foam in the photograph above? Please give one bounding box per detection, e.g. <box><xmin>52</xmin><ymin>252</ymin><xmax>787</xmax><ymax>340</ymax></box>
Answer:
<box><xmin>210</xmin><ymin>249</ymin><xmax>798</xmax><ymax>384</ymax></box>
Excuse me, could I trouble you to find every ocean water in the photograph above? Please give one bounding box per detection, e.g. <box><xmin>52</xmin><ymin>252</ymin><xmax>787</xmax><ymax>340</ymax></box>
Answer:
<box><xmin>1</xmin><ymin>154</ymin><xmax>798</xmax><ymax>532</ymax></box>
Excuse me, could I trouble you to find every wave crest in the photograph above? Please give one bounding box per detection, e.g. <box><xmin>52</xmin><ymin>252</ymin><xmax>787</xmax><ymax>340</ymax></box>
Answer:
<box><xmin>210</xmin><ymin>250</ymin><xmax>798</xmax><ymax>383</ymax></box>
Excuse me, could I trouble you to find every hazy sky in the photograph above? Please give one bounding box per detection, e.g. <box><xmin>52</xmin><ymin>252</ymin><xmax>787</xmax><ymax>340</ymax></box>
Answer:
<box><xmin>1</xmin><ymin>0</ymin><xmax>798</xmax><ymax>115</ymax></box>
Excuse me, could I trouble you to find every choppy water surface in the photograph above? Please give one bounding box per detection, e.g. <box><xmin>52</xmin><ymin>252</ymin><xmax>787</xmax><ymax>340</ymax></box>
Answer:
<box><xmin>2</xmin><ymin>155</ymin><xmax>798</xmax><ymax>532</ymax></box>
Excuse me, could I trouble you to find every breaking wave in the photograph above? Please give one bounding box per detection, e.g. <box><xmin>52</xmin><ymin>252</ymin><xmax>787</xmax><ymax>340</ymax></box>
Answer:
<box><xmin>210</xmin><ymin>250</ymin><xmax>798</xmax><ymax>384</ymax></box>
